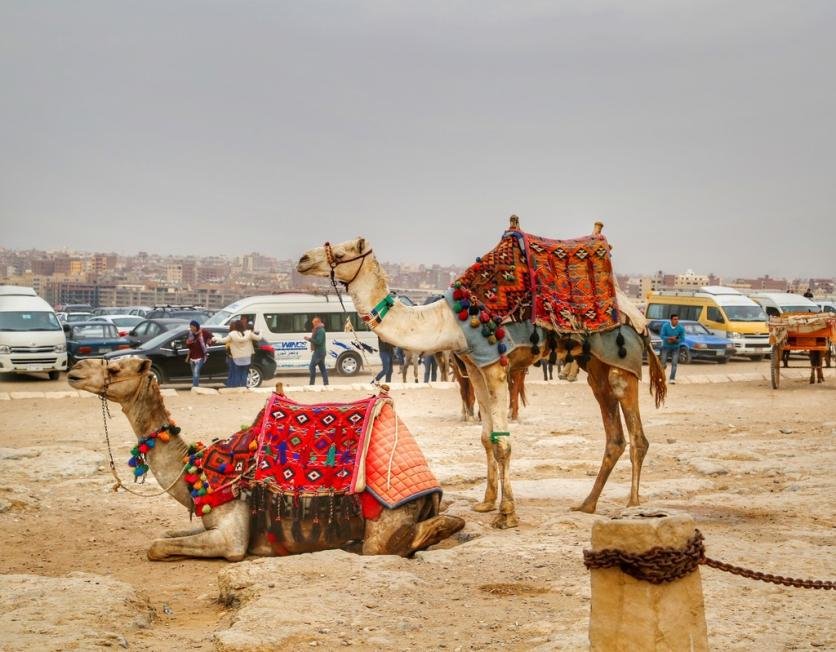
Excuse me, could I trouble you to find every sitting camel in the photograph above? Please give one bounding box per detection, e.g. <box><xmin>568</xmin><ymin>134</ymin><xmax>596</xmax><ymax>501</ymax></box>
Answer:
<box><xmin>297</xmin><ymin>224</ymin><xmax>665</xmax><ymax>528</ymax></box>
<box><xmin>68</xmin><ymin>357</ymin><xmax>464</xmax><ymax>560</ymax></box>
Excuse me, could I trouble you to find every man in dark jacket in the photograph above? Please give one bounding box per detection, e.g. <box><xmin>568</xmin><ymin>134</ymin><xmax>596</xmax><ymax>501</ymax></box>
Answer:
<box><xmin>305</xmin><ymin>317</ymin><xmax>329</xmax><ymax>385</ymax></box>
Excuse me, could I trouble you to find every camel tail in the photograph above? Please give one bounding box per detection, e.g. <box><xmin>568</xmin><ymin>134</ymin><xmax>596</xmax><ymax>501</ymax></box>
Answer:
<box><xmin>644</xmin><ymin>336</ymin><xmax>667</xmax><ymax>408</ymax></box>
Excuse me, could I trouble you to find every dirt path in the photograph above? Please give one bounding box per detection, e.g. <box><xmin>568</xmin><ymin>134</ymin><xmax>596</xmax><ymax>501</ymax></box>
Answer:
<box><xmin>0</xmin><ymin>375</ymin><xmax>834</xmax><ymax>649</ymax></box>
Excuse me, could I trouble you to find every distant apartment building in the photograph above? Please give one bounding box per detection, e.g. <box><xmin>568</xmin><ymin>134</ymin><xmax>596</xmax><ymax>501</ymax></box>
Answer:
<box><xmin>673</xmin><ymin>270</ymin><xmax>710</xmax><ymax>290</ymax></box>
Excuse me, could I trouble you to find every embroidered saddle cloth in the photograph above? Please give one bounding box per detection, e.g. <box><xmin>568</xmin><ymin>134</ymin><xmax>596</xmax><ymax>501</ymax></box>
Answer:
<box><xmin>453</xmin><ymin>229</ymin><xmax>620</xmax><ymax>333</ymax></box>
<box><xmin>192</xmin><ymin>393</ymin><xmax>441</xmax><ymax>515</ymax></box>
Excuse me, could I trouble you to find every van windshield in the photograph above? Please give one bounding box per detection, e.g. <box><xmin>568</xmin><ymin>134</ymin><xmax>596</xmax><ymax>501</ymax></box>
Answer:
<box><xmin>722</xmin><ymin>306</ymin><xmax>767</xmax><ymax>322</ymax></box>
<box><xmin>204</xmin><ymin>310</ymin><xmax>232</xmax><ymax>326</ymax></box>
<box><xmin>0</xmin><ymin>311</ymin><xmax>62</xmax><ymax>331</ymax></box>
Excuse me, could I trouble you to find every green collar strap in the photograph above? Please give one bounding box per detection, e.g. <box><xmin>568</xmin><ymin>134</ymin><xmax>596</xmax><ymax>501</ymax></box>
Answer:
<box><xmin>361</xmin><ymin>295</ymin><xmax>395</xmax><ymax>328</ymax></box>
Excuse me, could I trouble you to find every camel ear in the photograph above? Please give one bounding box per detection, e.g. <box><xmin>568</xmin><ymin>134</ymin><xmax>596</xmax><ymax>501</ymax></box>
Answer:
<box><xmin>139</xmin><ymin>359</ymin><xmax>152</xmax><ymax>374</ymax></box>
<box><xmin>357</xmin><ymin>237</ymin><xmax>366</xmax><ymax>254</ymax></box>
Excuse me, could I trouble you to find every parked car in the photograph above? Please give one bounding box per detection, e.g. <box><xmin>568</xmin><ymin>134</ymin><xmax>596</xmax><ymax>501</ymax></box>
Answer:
<box><xmin>127</xmin><ymin>306</ymin><xmax>153</xmax><ymax>317</ymax></box>
<box><xmin>102</xmin><ymin>325</ymin><xmax>277</xmax><ymax>388</ymax></box>
<box><xmin>88</xmin><ymin>314</ymin><xmax>144</xmax><ymax>336</ymax></box>
<box><xmin>125</xmin><ymin>318</ymin><xmax>189</xmax><ymax>345</ymax></box>
<box><xmin>92</xmin><ymin>306</ymin><xmax>129</xmax><ymax>316</ymax></box>
<box><xmin>816</xmin><ymin>300</ymin><xmax>836</xmax><ymax>314</ymax></box>
<box><xmin>647</xmin><ymin>319</ymin><xmax>735</xmax><ymax>363</ymax></box>
<box><xmin>58</xmin><ymin>311</ymin><xmax>93</xmax><ymax>324</ymax></box>
<box><xmin>145</xmin><ymin>306</ymin><xmax>212</xmax><ymax>323</ymax></box>
<box><xmin>65</xmin><ymin>322</ymin><xmax>133</xmax><ymax>367</ymax></box>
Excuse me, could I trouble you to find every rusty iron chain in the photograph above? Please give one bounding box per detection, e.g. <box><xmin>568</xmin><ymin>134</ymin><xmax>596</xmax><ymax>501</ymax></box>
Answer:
<box><xmin>584</xmin><ymin>529</ymin><xmax>834</xmax><ymax>590</ymax></box>
<box><xmin>583</xmin><ymin>530</ymin><xmax>704</xmax><ymax>584</ymax></box>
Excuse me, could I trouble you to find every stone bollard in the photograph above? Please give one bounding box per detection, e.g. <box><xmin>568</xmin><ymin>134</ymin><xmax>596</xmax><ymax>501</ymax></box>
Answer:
<box><xmin>588</xmin><ymin>508</ymin><xmax>709</xmax><ymax>651</ymax></box>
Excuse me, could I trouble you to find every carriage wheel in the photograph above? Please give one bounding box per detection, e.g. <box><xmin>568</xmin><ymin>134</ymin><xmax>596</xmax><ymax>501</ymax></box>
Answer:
<box><xmin>770</xmin><ymin>344</ymin><xmax>781</xmax><ymax>389</ymax></box>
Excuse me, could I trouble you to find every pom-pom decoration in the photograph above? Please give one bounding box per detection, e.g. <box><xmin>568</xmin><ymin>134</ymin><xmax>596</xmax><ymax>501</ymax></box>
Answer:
<box><xmin>470</xmin><ymin>316</ymin><xmax>480</xmax><ymax>328</ymax></box>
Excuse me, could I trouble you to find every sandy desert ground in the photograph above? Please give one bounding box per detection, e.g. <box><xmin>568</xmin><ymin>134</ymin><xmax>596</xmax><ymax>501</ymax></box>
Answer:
<box><xmin>0</xmin><ymin>363</ymin><xmax>834</xmax><ymax>650</ymax></box>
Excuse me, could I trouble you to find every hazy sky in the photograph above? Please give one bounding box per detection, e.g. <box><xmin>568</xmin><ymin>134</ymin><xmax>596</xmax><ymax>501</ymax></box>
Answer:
<box><xmin>1</xmin><ymin>1</ymin><xmax>834</xmax><ymax>278</ymax></box>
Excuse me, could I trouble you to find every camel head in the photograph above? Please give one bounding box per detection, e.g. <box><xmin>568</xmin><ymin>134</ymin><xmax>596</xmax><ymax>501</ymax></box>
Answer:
<box><xmin>296</xmin><ymin>237</ymin><xmax>372</xmax><ymax>283</ymax></box>
<box><xmin>67</xmin><ymin>357</ymin><xmax>153</xmax><ymax>404</ymax></box>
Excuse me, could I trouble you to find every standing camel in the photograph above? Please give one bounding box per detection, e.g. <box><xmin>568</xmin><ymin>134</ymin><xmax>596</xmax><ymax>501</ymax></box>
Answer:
<box><xmin>68</xmin><ymin>357</ymin><xmax>464</xmax><ymax>559</ymax></box>
<box><xmin>297</xmin><ymin>227</ymin><xmax>665</xmax><ymax>528</ymax></box>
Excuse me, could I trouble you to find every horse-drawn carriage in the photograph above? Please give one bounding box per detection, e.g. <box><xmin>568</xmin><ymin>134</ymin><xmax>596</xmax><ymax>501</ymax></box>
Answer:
<box><xmin>768</xmin><ymin>313</ymin><xmax>836</xmax><ymax>388</ymax></box>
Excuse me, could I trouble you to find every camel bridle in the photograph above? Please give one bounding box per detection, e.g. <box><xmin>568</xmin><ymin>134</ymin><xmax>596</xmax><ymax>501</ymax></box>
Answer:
<box><xmin>97</xmin><ymin>362</ymin><xmax>188</xmax><ymax>498</ymax></box>
<box><xmin>324</xmin><ymin>241</ymin><xmax>373</xmax><ymax>292</ymax></box>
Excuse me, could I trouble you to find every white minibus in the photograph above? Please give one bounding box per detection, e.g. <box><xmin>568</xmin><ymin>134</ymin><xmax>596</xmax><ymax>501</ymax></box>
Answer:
<box><xmin>205</xmin><ymin>294</ymin><xmax>379</xmax><ymax>376</ymax></box>
<box><xmin>0</xmin><ymin>286</ymin><xmax>68</xmax><ymax>379</ymax></box>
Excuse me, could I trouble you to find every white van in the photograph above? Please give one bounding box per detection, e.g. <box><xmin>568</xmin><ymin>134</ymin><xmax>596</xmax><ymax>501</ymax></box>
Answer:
<box><xmin>0</xmin><ymin>286</ymin><xmax>68</xmax><ymax>379</ymax></box>
<box><xmin>204</xmin><ymin>294</ymin><xmax>379</xmax><ymax>376</ymax></box>
<box><xmin>749</xmin><ymin>293</ymin><xmax>820</xmax><ymax>318</ymax></box>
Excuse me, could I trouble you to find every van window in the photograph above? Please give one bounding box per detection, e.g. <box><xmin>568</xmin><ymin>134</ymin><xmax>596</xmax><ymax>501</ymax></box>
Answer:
<box><xmin>706</xmin><ymin>307</ymin><xmax>725</xmax><ymax>323</ymax></box>
<box><xmin>765</xmin><ymin>307</ymin><xmax>780</xmax><ymax>317</ymax></box>
<box><xmin>646</xmin><ymin>303</ymin><xmax>700</xmax><ymax>321</ymax></box>
<box><xmin>264</xmin><ymin>312</ymin><xmax>368</xmax><ymax>334</ymax></box>
<box><xmin>723</xmin><ymin>305</ymin><xmax>766</xmax><ymax>321</ymax></box>
<box><xmin>646</xmin><ymin>304</ymin><xmax>670</xmax><ymax>319</ymax></box>
<box><xmin>0</xmin><ymin>311</ymin><xmax>62</xmax><ymax>331</ymax></box>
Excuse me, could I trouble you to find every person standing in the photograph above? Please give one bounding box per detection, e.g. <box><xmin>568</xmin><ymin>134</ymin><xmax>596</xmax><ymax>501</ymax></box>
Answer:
<box><xmin>422</xmin><ymin>351</ymin><xmax>438</xmax><ymax>383</ymax></box>
<box><xmin>184</xmin><ymin>320</ymin><xmax>213</xmax><ymax>387</ymax></box>
<box><xmin>660</xmin><ymin>313</ymin><xmax>686</xmax><ymax>384</ymax></box>
<box><xmin>305</xmin><ymin>316</ymin><xmax>329</xmax><ymax>386</ymax></box>
<box><xmin>215</xmin><ymin>320</ymin><xmax>260</xmax><ymax>387</ymax></box>
<box><xmin>803</xmin><ymin>287</ymin><xmax>814</xmax><ymax>299</ymax></box>
<box><xmin>374</xmin><ymin>336</ymin><xmax>394</xmax><ymax>383</ymax></box>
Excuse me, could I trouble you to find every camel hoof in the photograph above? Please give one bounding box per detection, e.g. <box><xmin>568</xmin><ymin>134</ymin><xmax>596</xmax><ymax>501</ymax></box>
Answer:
<box><xmin>570</xmin><ymin>502</ymin><xmax>597</xmax><ymax>514</ymax></box>
<box><xmin>626</xmin><ymin>498</ymin><xmax>640</xmax><ymax>508</ymax></box>
<box><xmin>491</xmin><ymin>512</ymin><xmax>519</xmax><ymax>529</ymax></box>
<box><xmin>472</xmin><ymin>500</ymin><xmax>497</xmax><ymax>513</ymax></box>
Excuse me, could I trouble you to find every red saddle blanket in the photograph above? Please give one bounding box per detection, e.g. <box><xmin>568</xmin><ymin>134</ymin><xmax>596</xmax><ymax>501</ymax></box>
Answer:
<box><xmin>454</xmin><ymin>229</ymin><xmax>619</xmax><ymax>333</ymax></box>
<box><xmin>192</xmin><ymin>393</ymin><xmax>441</xmax><ymax>516</ymax></box>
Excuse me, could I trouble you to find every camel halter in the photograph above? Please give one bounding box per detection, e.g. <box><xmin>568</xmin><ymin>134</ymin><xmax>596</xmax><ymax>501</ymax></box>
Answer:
<box><xmin>98</xmin><ymin>369</ymin><xmax>187</xmax><ymax>498</ymax></box>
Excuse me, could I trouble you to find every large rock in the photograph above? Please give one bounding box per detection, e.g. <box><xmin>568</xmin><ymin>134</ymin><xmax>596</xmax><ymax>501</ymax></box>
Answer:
<box><xmin>0</xmin><ymin>572</ymin><xmax>154</xmax><ymax>651</ymax></box>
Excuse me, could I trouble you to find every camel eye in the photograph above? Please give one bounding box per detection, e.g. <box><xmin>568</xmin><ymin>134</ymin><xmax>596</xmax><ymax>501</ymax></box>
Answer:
<box><xmin>334</xmin><ymin>250</ymin><xmax>345</xmax><ymax>261</ymax></box>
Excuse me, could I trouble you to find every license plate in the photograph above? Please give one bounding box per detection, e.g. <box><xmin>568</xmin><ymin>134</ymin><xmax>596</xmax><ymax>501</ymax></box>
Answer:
<box><xmin>20</xmin><ymin>365</ymin><xmax>47</xmax><ymax>371</ymax></box>
<box><xmin>98</xmin><ymin>347</ymin><xmax>112</xmax><ymax>353</ymax></box>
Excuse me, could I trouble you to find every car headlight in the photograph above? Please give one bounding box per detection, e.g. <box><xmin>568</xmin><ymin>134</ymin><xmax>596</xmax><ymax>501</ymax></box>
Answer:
<box><xmin>727</xmin><ymin>331</ymin><xmax>742</xmax><ymax>339</ymax></box>
<box><xmin>0</xmin><ymin>344</ymin><xmax>9</xmax><ymax>354</ymax></box>
<box><xmin>726</xmin><ymin>343</ymin><xmax>735</xmax><ymax>349</ymax></box>
<box><xmin>693</xmin><ymin>343</ymin><xmax>707</xmax><ymax>349</ymax></box>
<box><xmin>54</xmin><ymin>344</ymin><xmax>66</xmax><ymax>353</ymax></box>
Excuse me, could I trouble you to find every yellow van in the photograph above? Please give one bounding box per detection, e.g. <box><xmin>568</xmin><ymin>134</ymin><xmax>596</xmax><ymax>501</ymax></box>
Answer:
<box><xmin>646</xmin><ymin>286</ymin><xmax>770</xmax><ymax>359</ymax></box>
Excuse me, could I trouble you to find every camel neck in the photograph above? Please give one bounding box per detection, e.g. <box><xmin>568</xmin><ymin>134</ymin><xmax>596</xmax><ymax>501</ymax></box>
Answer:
<box><xmin>346</xmin><ymin>258</ymin><xmax>467</xmax><ymax>353</ymax></box>
<box><xmin>119</xmin><ymin>380</ymin><xmax>193</xmax><ymax>509</ymax></box>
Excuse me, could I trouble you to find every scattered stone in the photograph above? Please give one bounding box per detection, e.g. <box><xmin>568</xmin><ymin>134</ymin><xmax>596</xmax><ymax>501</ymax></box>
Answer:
<box><xmin>779</xmin><ymin>428</ymin><xmax>794</xmax><ymax>434</ymax></box>
<box><xmin>9</xmin><ymin>392</ymin><xmax>46</xmax><ymax>400</ymax></box>
<box><xmin>0</xmin><ymin>392</ymin><xmax>11</xmax><ymax>400</ymax></box>
<box><xmin>190</xmin><ymin>386</ymin><xmax>218</xmax><ymax>395</ymax></box>
<box><xmin>687</xmin><ymin>458</ymin><xmax>729</xmax><ymax>476</ymax></box>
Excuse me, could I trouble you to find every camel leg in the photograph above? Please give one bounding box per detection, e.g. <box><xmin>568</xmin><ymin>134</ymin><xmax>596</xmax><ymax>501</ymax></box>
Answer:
<box><xmin>361</xmin><ymin>497</ymin><xmax>465</xmax><ymax>556</ymax></box>
<box><xmin>464</xmin><ymin>360</ymin><xmax>499</xmax><ymax>513</ymax></box>
<box><xmin>147</xmin><ymin>501</ymin><xmax>250</xmax><ymax>561</ymax></box>
<box><xmin>573</xmin><ymin>361</ymin><xmax>626</xmax><ymax>514</ymax></box>
<box><xmin>611</xmin><ymin>368</ymin><xmax>649</xmax><ymax>507</ymax></box>
<box><xmin>164</xmin><ymin>525</ymin><xmax>206</xmax><ymax>538</ymax></box>
<box><xmin>481</xmin><ymin>362</ymin><xmax>518</xmax><ymax>529</ymax></box>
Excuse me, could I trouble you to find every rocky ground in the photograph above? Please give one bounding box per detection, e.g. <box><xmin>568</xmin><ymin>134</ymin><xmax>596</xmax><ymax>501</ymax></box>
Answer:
<box><xmin>0</xmin><ymin>363</ymin><xmax>834</xmax><ymax>650</ymax></box>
